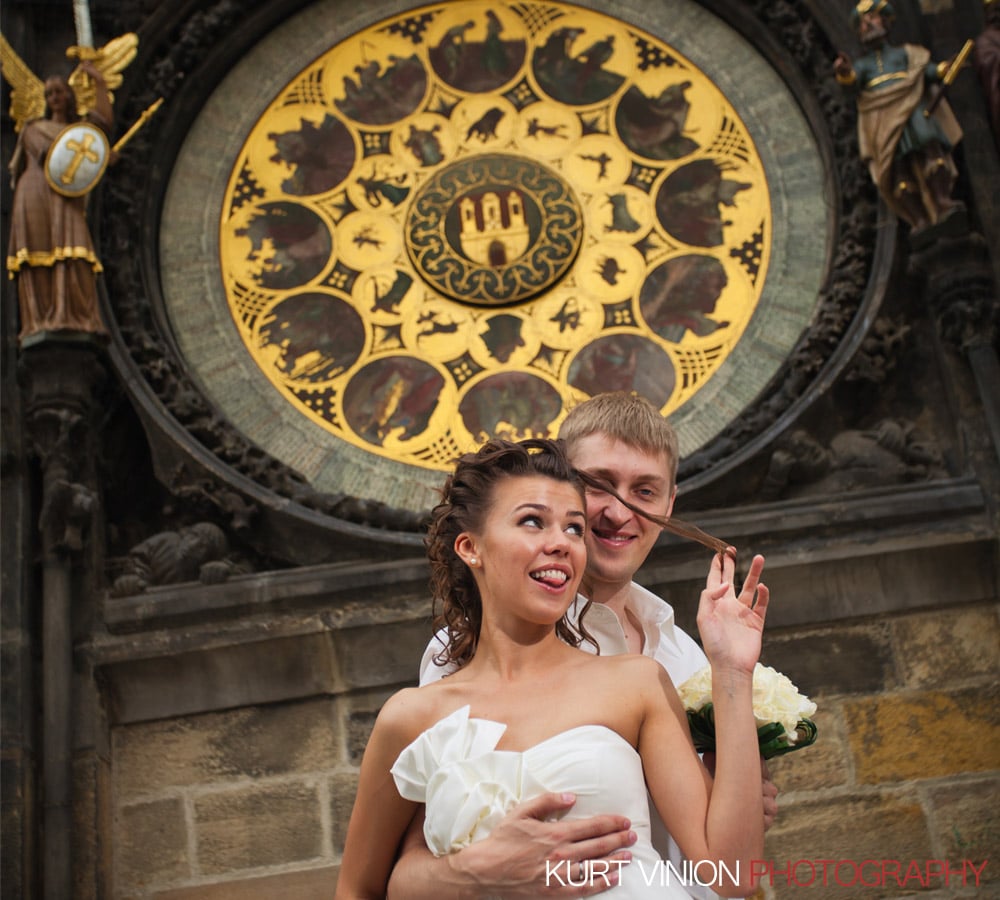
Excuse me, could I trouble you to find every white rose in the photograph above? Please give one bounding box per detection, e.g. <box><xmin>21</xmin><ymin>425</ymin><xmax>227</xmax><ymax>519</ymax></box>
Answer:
<box><xmin>676</xmin><ymin>665</ymin><xmax>714</xmax><ymax>711</ymax></box>
<box><xmin>678</xmin><ymin>663</ymin><xmax>816</xmax><ymax>745</ymax></box>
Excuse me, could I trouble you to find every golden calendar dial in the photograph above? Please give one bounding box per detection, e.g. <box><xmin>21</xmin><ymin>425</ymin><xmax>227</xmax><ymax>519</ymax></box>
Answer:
<box><xmin>218</xmin><ymin>0</ymin><xmax>771</xmax><ymax>471</ymax></box>
<box><xmin>159</xmin><ymin>0</ymin><xmax>829</xmax><ymax>511</ymax></box>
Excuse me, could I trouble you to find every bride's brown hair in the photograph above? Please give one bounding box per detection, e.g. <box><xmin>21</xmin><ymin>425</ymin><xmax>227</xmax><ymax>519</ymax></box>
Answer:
<box><xmin>426</xmin><ymin>438</ymin><xmax>596</xmax><ymax>670</ymax></box>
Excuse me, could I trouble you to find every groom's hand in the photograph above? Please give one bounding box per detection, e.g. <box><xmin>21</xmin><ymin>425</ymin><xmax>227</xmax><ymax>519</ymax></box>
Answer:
<box><xmin>454</xmin><ymin>792</ymin><xmax>635</xmax><ymax>896</ymax></box>
<box><xmin>388</xmin><ymin>793</ymin><xmax>635</xmax><ymax>899</ymax></box>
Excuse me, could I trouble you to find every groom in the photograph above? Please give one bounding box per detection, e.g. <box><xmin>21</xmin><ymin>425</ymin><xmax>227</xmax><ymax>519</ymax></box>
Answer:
<box><xmin>387</xmin><ymin>391</ymin><xmax>777</xmax><ymax>898</ymax></box>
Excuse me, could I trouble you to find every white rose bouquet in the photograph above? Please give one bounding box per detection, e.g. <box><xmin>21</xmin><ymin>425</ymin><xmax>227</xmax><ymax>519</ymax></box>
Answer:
<box><xmin>677</xmin><ymin>663</ymin><xmax>818</xmax><ymax>759</ymax></box>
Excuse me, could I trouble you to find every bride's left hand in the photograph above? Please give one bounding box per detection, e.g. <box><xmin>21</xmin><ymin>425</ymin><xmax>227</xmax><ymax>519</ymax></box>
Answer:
<box><xmin>696</xmin><ymin>549</ymin><xmax>768</xmax><ymax>673</ymax></box>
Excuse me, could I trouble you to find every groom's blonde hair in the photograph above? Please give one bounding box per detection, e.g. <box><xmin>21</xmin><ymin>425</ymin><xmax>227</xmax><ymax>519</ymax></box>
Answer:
<box><xmin>559</xmin><ymin>391</ymin><xmax>679</xmax><ymax>487</ymax></box>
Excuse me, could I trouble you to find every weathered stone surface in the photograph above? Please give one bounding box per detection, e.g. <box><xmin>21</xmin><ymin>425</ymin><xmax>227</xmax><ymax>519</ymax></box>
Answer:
<box><xmin>764</xmin><ymin>705</ymin><xmax>849</xmax><ymax>793</ymax></box>
<box><xmin>328</xmin><ymin>771</ymin><xmax>359</xmax><ymax>854</ymax></box>
<box><xmin>1</xmin><ymin>632</ymin><xmax>33</xmax><ymax>745</ymax></box>
<box><xmin>1</xmin><ymin>751</ymin><xmax>36</xmax><ymax>900</ymax></box>
<box><xmin>195</xmin><ymin>783</ymin><xmax>324</xmax><ymax>874</ymax></box>
<box><xmin>343</xmin><ymin>688</ymin><xmax>394</xmax><ymax>765</ymax></box>
<box><xmin>332</xmin><ymin>620</ymin><xmax>429</xmax><ymax>689</ymax></box>
<box><xmin>845</xmin><ymin>685</ymin><xmax>1000</xmax><ymax>783</ymax></box>
<box><xmin>114</xmin><ymin>699</ymin><xmax>340</xmax><ymax>799</ymax></box>
<box><xmin>661</xmin><ymin>539</ymin><xmax>997</xmax><ymax>630</ymax></box>
<box><xmin>101</xmin><ymin>562</ymin><xmax>431</xmax><ymax>634</ymax></box>
<box><xmin>345</xmin><ymin>709</ymin><xmax>379</xmax><ymax>766</ymax></box>
<box><xmin>73</xmin><ymin>752</ymin><xmax>112</xmax><ymax>900</ymax></box>
<box><xmin>928</xmin><ymin>775</ymin><xmax>1000</xmax><ymax>885</ymax></box>
<box><xmin>1</xmin><ymin>1</ymin><xmax>996</xmax><ymax>899</ymax></box>
<box><xmin>761</xmin><ymin>794</ymin><xmax>933</xmax><ymax>899</ymax></box>
<box><xmin>891</xmin><ymin>604</ymin><xmax>1000</xmax><ymax>688</ymax></box>
<box><xmin>103</xmin><ymin>634</ymin><xmax>339</xmax><ymax>724</ymax></box>
<box><xmin>149</xmin><ymin>864</ymin><xmax>340</xmax><ymax>899</ymax></box>
<box><xmin>116</xmin><ymin>798</ymin><xmax>189</xmax><ymax>892</ymax></box>
<box><xmin>761</xmin><ymin>621</ymin><xmax>896</xmax><ymax>698</ymax></box>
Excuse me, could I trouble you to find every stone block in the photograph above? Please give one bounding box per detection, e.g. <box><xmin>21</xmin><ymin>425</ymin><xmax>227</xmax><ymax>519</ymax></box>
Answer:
<box><xmin>195</xmin><ymin>782</ymin><xmax>324</xmax><ymax>874</ymax></box>
<box><xmin>114</xmin><ymin>698</ymin><xmax>340</xmax><ymax>800</ymax></box>
<box><xmin>761</xmin><ymin>621</ymin><xmax>895</xmax><ymax>698</ymax></box>
<box><xmin>332</xmin><ymin>620</ymin><xmax>429</xmax><ymax>689</ymax></box>
<box><xmin>103</xmin><ymin>633</ymin><xmax>338</xmax><ymax>724</ymax></box>
<box><xmin>73</xmin><ymin>752</ymin><xmax>112</xmax><ymax>900</ymax></box>
<box><xmin>116</xmin><ymin>798</ymin><xmax>189</xmax><ymax>893</ymax></box>
<box><xmin>845</xmin><ymin>685</ymin><xmax>1000</xmax><ymax>783</ymax></box>
<box><xmin>764</xmin><ymin>705</ymin><xmax>849</xmax><ymax>793</ymax></box>
<box><xmin>1</xmin><ymin>750</ymin><xmax>36</xmax><ymax>900</ymax></box>
<box><xmin>928</xmin><ymin>775</ymin><xmax>1000</xmax><ymax>885</ymax></box>
<box><xmin>328</xmin><ymin>771</ymin><xmax>360</xmax><ymax>853</ymax></box>
<box><xmin>760</xmin><ymin>556</ymin><xmax>891</xmax><ymax>628</ymax></box>
<box><xmin>760</xmin><ymin>794</ymin><xmax>933</xmax><ymax>899</ymax></box>
<box><xmin>149</xmin><ymin>864</ymin><xmax>340</xmax><ymax>899</ymax></box>
<box><xmin>345</xmin><ymin>709</ymin><xmax>379</xmax><ymax>766</ymax></box>
<box><xmin>652</xmin><ymin>538</ymin><xmax>997</xmax><ymax>637</ymax></box>
<box><xmin>1</xmin><ymin>631</ymin><xmax>32</xmax><ymax>745</ymax></box>
<box><xmin>891</xmin><ymin>604</ymin><xmax>1000</xmax><ymax>688</ymax></box>
<box><xmin>342</xmin><ymin>688</ymin><xmax>395</xmax><ymax>765</ymax></box>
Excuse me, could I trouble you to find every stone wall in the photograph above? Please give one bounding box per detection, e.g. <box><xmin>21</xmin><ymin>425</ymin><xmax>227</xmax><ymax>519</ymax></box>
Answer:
<box><xmin>103</xmin><ymin>576</ymin><xmax>999</xmax><ymax>899</ymax></box>
<box><xmin>760</xmin><ymin>601</ymin><xmax>1000</xmax><ymax>900</ymax></box>
<box><xmin>112</xmin><ymin>696</ymin><xmax>367</xmax><ymax>898</ymax></box>
<box><xmin>98</xmin><ymin>561</ymin><xmax>432</xmax><ymax>900</ymax></box>
<box><xmin>108</xmin><ymin>671</ymin><xmax>402</xmax><ymax>899</ymax></box>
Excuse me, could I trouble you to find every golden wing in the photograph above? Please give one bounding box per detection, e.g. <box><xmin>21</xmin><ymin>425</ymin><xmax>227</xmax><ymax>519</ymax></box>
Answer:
<box><xmin>68</xmin><ymin>32</ymin><xmax>138</xmax><ymax>115</ymax></box>
<box><xmin>0</xmin><ymin>33</ymin><xmax>46</xmax><ymax>132</ymax></box>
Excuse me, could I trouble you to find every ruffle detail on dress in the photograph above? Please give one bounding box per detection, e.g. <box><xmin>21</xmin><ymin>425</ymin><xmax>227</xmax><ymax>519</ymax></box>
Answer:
<box><xmin>391</xmin><ymin>705</ymin><xmax>547</xmax><ymax>856</ymax></box>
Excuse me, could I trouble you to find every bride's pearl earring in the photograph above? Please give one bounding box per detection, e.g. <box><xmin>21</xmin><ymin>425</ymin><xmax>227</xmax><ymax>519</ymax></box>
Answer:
<box><xmin>469</xmin><ymin>557</ymin><xmax>478</xmax><ymax>565</ymax></box>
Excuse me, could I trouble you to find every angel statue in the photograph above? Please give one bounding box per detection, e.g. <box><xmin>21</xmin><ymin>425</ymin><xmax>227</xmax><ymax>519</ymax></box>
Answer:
<box><xmin>1</xmin><ymin>33</ymin><xmax>136</xmax><ymax>343</ymax></box>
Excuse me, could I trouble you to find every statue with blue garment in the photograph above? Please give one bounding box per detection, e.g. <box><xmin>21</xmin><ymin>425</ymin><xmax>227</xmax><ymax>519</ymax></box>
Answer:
<box><xmin>834</xmin><ymin>0</ymin><xmax>965</xmax><ymax>237</ymax></box>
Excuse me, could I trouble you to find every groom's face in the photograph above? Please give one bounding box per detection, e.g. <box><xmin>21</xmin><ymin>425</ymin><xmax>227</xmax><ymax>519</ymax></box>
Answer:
<box><xmin>570</xmin><ymin>433</ymin><xmax>676</xmax><ymax>597</ymax></box>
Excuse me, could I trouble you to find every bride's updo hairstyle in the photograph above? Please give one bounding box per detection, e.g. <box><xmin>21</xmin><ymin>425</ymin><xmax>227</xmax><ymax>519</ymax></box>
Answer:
<box><xmin>426</xmin><ymin>438</ymin><xmax>593</xmax><ymax>670</ymax></box>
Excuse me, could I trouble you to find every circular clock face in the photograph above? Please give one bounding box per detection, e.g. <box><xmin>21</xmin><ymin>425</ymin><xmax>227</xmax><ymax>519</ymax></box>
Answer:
<box><xmin>161</xmin><ymin>0</ymin><xmax>827</xmax><ymax>510</ymax></box>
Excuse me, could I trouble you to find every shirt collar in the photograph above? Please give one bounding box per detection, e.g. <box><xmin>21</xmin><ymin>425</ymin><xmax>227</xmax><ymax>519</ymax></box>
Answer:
<box><xmin>567</xmin><ymin>582</ymin><xmax>682</xmax><ymax>658</ymax></box>
<box><xmin>627</xmin><ymin>581</ymin><xmax>682</xmax><ymax>656</ymax></box>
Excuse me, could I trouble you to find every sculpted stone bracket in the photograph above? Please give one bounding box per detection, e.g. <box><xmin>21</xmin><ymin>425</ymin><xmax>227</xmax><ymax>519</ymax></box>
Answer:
<box><xmin>20</xmin><ymin>342</ymin><xmax>107</xmax><ymax>555</ymax></box>
<box><xmin>909</xmin><ymin>231</ymin><xmax>999</xmax><ymax>352</ymax></box>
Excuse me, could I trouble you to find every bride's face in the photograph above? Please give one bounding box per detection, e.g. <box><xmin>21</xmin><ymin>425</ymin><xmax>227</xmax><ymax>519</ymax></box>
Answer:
<box><xmin>457</xmin><ymin>474</ymin><xmax>586</xmax><ymax>625</ymax></box>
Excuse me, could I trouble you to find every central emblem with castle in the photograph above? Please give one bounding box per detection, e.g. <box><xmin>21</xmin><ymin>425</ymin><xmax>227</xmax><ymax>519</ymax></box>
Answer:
<box><xmin>458</xmin><ymin>188</ymin><xmax>531</xmax><ymax>266</ymax></box>
<box><xmin>408</xmin><ymin>153</ymin><xmax>583</xmax><ymax>306</ymax></box>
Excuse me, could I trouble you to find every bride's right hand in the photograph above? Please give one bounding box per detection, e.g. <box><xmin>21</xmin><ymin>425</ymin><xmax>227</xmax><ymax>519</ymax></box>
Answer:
<box><xmin>696</xmin><ymin>550</ymin><xmax>768</xmax><ymax>675</ymax></box>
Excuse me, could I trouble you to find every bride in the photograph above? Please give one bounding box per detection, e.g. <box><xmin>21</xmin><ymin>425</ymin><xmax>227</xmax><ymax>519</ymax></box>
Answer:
<box><xmin>335</xmin><ymin>438</ymin><xmax>767</xmax><ymax>898</ymax></box>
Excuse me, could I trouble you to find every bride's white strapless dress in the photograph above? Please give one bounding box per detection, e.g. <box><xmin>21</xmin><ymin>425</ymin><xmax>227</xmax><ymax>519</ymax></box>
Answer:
<box><xmin>391</xmin><ymin>705</ymin><xmax>691</xmax><ymax>898</ymax></box>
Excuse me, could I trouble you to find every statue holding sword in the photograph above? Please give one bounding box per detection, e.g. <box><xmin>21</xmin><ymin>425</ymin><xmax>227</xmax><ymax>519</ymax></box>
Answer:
<box><xmin>834</xmin><ymin>0</ymin><xmax>969</xmax><ymax>238</ymax></box>
<box><xmin>1</xmin><ymin>18</ymin><xmax>158</xmax><ymax>344</ymax></box>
